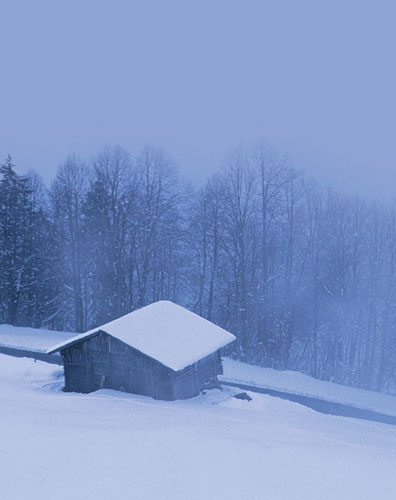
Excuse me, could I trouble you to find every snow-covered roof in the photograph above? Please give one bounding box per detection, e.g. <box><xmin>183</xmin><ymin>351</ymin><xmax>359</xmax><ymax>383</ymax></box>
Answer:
<box><xmin>47</xmin><ymin>300</ymin><xmax>235</xmax><ymax>371</ymax></box>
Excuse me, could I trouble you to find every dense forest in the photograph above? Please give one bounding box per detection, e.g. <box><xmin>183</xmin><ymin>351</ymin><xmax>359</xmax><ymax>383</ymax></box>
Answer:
<box><xmin>1</xmin><ymin>145</ymin><xmax>395</xmax><ymax>394</ymax></box>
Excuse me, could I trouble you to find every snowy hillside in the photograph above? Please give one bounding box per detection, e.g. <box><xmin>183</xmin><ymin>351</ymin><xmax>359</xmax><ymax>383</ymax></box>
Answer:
<box><xmin>1</xmin><ymin>354</ymin><xmax>396</xmax><ymax>500</ymax></box>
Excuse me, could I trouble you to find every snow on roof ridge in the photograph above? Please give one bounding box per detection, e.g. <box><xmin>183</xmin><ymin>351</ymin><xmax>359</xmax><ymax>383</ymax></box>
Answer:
<box><xmin>47</xmin><ymin>300</ymin><xmax>235</xmax><ymax>371</ymax></box>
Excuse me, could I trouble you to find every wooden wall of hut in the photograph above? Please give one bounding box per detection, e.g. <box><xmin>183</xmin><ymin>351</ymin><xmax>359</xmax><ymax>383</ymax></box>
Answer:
<box><xmin>60</xmin><ymin>332</ymin><xmax>223</xmax><ymax>400</ymax></box>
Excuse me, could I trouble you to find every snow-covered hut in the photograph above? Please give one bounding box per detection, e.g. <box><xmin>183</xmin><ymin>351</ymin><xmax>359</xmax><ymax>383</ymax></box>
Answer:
<box><xmin>47</xmin><ymin>300</ymin><xmax>235</xmax><ymax>400</ymax></box>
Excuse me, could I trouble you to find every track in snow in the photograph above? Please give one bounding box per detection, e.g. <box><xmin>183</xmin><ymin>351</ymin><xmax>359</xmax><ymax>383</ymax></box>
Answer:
<box><xmin>221</xmin><ymin>380</ymin><xmax>396</xmax><ymax>427</ymax></box>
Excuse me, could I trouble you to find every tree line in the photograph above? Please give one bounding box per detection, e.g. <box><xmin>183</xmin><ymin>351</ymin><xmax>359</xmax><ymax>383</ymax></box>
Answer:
<box><xmin>1</xmin><ymin>145</ymin><xmax>395</xmax><ymax>394</ymax></box>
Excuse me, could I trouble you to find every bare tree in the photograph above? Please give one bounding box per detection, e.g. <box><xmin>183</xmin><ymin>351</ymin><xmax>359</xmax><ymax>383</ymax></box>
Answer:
<box><xmin>50</xmin><ymin>155</ymin><xmax>89</xmax><ymax>332</ymax></box>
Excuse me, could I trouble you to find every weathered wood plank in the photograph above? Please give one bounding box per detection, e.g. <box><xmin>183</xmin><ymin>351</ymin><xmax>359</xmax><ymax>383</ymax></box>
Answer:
<box><xmin>60</xmin><ymin>333</ymin><xmax>224</xmax><ymax>400</ymax></box>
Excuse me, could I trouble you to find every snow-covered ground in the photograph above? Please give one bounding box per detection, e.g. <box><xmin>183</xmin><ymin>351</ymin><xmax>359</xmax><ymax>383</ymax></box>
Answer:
<box><xmin>2</xmin><ymin>323</ymin><xmax>396</xmax><ymax>419</ymax></box>
<box><xmin>1</xmin><ymin>354</ymin><xmax>396</xmax><ymax>500</ymax></box>
<box><xmin>222</xmin><ymin>359</ymin><xmax>396</xmax><ymax>418</ymax></box>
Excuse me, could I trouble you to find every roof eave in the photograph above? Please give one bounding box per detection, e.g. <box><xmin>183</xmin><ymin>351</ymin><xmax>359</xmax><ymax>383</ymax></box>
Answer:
<box><xmin>46</xmin><ymin>331</ymin><xmax>101</xmax><ymax>354</ymax></box>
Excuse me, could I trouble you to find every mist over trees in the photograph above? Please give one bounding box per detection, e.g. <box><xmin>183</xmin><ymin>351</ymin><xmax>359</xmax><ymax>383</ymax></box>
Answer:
<box><xmin>1</xmin><ymin>146</ymin><xmax>396</xmax><ymax>394</ymax></box>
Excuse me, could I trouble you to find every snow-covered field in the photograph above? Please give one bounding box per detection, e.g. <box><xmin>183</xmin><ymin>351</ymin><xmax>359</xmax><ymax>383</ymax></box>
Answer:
<box><xmin>1</xmin><ymin>354</ymin><xmax>396</xmax><ymax>500</ymax></box>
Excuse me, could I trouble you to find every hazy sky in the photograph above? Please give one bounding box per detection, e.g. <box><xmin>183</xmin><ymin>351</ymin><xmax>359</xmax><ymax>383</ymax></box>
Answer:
<box><xmin>1</xmin><ymin>0</ymin><xmax>395</xmax><ymax>198</ymax></box>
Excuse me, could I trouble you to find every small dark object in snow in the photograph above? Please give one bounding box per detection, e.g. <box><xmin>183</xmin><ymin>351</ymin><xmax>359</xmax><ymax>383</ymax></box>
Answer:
<box><xmin>233</xmin><ymin>392</ymin><xmax>252</xmax><ymax>401</ymax></box>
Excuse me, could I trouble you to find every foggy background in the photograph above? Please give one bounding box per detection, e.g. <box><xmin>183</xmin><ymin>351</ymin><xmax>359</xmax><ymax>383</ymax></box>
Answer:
<box><xmin>2</xmin><ymin>0</ymin><xmax>396</xmax><ymax>394</ymax></box>
<box><xmin>1</xmin><ymin>0</ymin><xmax>395</xmax><ymax>197</ymax></box>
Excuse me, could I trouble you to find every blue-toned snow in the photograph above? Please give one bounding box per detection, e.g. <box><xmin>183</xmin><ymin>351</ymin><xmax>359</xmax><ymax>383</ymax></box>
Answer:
<box><xmin>1</xmin><ymin>354</ymin><xmax>396</xmax><ymax>500</ymax></box>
